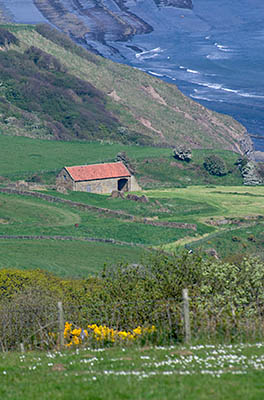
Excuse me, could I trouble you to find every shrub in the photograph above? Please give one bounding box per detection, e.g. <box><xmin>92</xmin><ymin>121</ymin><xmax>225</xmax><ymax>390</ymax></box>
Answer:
<box><xmin>173</xmin><ymin>145</ymin><xmax>192</xmax><ymax>162</ymax></box>
<box><xmin>0</xmin><ymin>27</ymin><xmax>19</xmax><ymax>46</ymax></box>
<box><xmin>203</xmin><ymin>155</ymin><xmax>227</xmax><ymax>176</ymax></box>
<box><xmin>1</xmin><ymin>252</ymin><xmax>264</xmax><ymax>349</ymax></box>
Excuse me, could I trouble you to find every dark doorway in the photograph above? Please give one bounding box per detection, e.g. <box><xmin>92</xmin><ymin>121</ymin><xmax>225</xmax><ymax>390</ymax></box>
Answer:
<box><xmin>118</xmin><ymin>178</ymin><xmax>128</xmax><ymax>191</ymax></box>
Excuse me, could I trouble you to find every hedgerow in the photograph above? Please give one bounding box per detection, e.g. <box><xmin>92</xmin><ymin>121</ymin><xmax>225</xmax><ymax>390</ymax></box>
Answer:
<box><xmin>0</xmin><ymin>252</ymin><xmax>264</xmax><ymax>350</ymax></box>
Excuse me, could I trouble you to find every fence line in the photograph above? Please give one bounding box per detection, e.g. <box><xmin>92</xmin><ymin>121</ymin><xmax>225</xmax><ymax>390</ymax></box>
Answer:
<box><xmin>0</xmin><ymin>292</ymin><xmax>264</xmax><ymax>352</ymax></box>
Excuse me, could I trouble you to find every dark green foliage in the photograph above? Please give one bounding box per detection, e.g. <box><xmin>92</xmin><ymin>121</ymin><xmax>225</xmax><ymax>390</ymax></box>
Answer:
<box><xmin>235</xmin><ymin>156</ymin><xmax>248</xmax><ymax>169</ymax></box>
<box><xmin>0</xmin><ymin>48</ymin><xmax>119</xmax><ymax>140</ymax></box>
<box><xmin>25</xmin><ymin>46</ymin><xmax>66</xmax><ymax>72</ymax></box>
<box><xmin>25</xmin><ymin>174</ymin><xmax>43</xmax><ymax>183</ymax></box>
<box><xmin>0</xmin><ymin>27</ymin><xmax>19</xmax><ymax>46</ymax></box>
<box><xmin>203</xmin><ymin>155</ymin><xmax>228</xmax><ymax>176</ymax></box>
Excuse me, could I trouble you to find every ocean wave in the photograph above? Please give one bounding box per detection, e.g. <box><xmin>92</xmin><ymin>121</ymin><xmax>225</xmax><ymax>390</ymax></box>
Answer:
<box><xmin>238</xmin><ymin>92</ymin><xmax>264</xmax><ymax>99</ymax></box>
<box><xmin>186</xmin><ymin>69</ymin><xmax>200</xmax><ymax>74</ymax></box>
<box><xmin>190</xmin><ymin>94</ymin><xmax>213</xmax><ymax>102</ymax></box>
<box><xmin>193</xmin><ymin>82</ymin><xmax>264</xmax><ymax>100</ymax></box>
<box><xmin>148</xmin><ymin>71</ymin><xmax>164</xmax><ymax>77</ymax></box>
<box><xmin>196</xmin><ymin>82</ymin><xmax>223</xmax><ymax>90</ymax></box>
<box><xmin>214</xmin><ymin>42</ymin><xmax>232</xmax><ymax>52</ymax></box>
<box><xmin>190</xmin><ymin>94</ymin><xmax>224</xmax><ymax>103</ymax></box>
<box><xmin>222</xmin><ymin>87</ymin><xmax>239</xmax><ymax>94</ymax></box>
<box><xmin>206</xmin><ymin>54</ymin><xmax>226</xmax><ymax>60</ymax></box>
<box><xmin>136</xmin><ymin>47</ymin><xmax>164</xmax><ymax>60</ymax></box>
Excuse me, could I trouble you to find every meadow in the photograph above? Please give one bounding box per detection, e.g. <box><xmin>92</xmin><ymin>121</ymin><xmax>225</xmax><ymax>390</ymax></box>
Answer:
<box><xmin>1</xmin><ymin>343</ymin><xmax>264</xmax><ymax>400</ymax></box>
<box><xmin>0</xmin><ymin>239</ymin><xmax>144</xmax><ymax>277</ymax></box>
<box><xmin>0</xmin><ymin>134</ymin><xmax>243</xmax><ymax>187</ymax></box>
<box><xmin>0</xmin><ymin>184</ymin><xmax>264</xmax><ymax>275</ymax></box>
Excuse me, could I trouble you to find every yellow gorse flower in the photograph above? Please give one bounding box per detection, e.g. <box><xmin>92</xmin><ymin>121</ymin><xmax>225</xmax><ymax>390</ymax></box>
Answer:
<box><xmin>63</xmin><ymin>322</ymin><xmax>156</xmax><ymax>347</ymax></box>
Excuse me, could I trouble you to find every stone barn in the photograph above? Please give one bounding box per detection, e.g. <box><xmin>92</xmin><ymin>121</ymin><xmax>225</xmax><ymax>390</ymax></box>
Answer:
<box><xmin>56</xmin><ymin>162</ymin><xmax>141</xmax><ymax>194</ymax></box>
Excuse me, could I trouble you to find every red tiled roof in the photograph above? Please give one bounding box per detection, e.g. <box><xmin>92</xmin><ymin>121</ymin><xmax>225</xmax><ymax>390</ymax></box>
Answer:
<box><xmin>65</xmin><ymin>162</ymin><xmax>131</xmax><ymax>182</ymax></box>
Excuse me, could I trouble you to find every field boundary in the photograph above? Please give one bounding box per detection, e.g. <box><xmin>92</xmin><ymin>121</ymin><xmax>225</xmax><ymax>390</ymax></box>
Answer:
<box><xmin>0</xmin><ymin>234</ymin><xmax>148</xmax><ymax>249</ymax></box>
<box><xmin>0</xmin><ymin>187</ymin><xmax>197</xmax><ymax>230</ymax></box>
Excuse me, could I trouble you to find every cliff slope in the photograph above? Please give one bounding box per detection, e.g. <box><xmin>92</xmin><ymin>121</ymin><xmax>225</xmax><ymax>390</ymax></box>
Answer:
<box><xmin>0</xmin><ymin>24</ymin><xmax>251</xmax><ymax>154</ymax></box>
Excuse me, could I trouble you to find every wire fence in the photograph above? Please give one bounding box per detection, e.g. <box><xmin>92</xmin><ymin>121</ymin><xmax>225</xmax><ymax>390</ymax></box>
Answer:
<box><xmin>1</xmin><ymin>290</ymin><xmax>264</xmax><ymax>352</ymax></box>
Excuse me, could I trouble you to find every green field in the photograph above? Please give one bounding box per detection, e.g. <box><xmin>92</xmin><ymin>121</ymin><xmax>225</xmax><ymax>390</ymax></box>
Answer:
<box><xmin>1</xmin><ymin>343</ymin><xmax>264</xmax><ymax>400</ymax></box>
<box><xmin>191</xmin><ymin>223</ymin><xmax>264</xmax><ymax>260</ymax></box>
<box><xmin>0</xmin><ymin>134</ymin><xmax>243</xmax><ymax>187</ymax></box>
<box><xmin>0</xmin><ymin>185</ymin><xmax>264</xmax><ymax>275</ymax></box>
<box><xmin>0</xmin><ymin>239</ymin><xmax>144</xmax><ymax>277</ymax></box>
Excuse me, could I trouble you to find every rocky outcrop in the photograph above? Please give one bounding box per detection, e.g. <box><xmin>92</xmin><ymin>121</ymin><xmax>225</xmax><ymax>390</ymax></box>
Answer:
<box><xmin>33</xmin><ymin>0</ymin><xmax>153</xmax><ymax>47</ymax></box>
<box><xmin>239</xmin><ymin>132</ymin><xmax>255</xmax><ymax>161</ymax></box>
<box><xmin>32</xmin><ymin>0</ymin><xmax>193</xmax><ymax>56</ymax></box>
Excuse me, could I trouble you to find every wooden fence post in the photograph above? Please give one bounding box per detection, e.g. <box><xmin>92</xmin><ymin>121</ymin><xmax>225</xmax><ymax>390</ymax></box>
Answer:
<box><xmin>182</xmin><ymin>289</ymin><xmax>191</xmax><ymax>344</ymax></box>
<box><xmin>58</xmin><ymin>301</ymin><xmax>64</xmax><ymax>348</ymax></box>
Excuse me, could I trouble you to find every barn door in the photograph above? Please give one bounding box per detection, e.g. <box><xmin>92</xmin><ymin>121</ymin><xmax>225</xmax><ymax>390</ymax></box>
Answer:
<box><xmin>118</xmin><ymin>178</ymin><xmax>128</xmax><ymax>191</ymax></box>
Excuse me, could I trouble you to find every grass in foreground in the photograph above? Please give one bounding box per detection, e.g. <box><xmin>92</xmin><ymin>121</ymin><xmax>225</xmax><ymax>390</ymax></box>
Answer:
<box><xmin>1</xmin><ymin>343</ymin><xmax>264</xmax><ymax>399</ymax></box>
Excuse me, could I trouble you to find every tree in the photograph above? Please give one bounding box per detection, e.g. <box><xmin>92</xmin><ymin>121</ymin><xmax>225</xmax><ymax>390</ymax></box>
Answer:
<box><xmin>203</xmin><ymin>155</ymin><xmax>227</xmax><ymax>176</ymax></box>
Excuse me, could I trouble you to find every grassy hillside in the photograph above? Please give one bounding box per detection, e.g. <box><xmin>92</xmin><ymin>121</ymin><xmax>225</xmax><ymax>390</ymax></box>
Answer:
<box><xmin>0</xmin><ymin>23</ymin><xmax>249</xmax><ymax>152</ymax></box>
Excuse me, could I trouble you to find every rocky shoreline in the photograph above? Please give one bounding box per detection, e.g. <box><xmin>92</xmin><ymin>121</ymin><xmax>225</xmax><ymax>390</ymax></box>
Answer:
<box><xmin>29</xmin><ymin>0</ymin><xmax>193</xmax><ymax>56</ymax></box>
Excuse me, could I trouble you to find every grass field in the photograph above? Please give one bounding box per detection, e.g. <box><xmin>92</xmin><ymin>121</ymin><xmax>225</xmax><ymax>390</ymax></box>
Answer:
<box><xmin>191</xmin><ymin>223</ymin><xmax>264</xmax><ymax>260</ymax></box>
<box><xmin>0</xmin><ymin>185</ymin><xmax>263</xmax><ymax>275</ymax></box>
<box><xmin>0</xmin><ymin>192</ymin><xmax>203</xmax><ymax>245</ymax></box>
<box><xmin>0</xmin><ymin>135</ymin><xmax>243</xmax><ymax>187</ymax></box>
<box><xmin>1</xmin><ymin>343</ymin><xmax>264</xmax><ymax>399</ymax></box>
<box><xmin>0</xmin><ymin>239</ymin><xmax>144</xmax><ymax>277</ymax></box>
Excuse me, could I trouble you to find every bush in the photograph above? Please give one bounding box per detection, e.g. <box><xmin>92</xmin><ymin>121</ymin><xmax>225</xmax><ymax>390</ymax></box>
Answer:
<box><xmin>173</xmin><ymin>145</ymin><xmax>192</xmax><ymax>162</ymax></box>
<box><xmin>203</xmin><ymin>155</ymin><xmax>228</xmax><ymax>176</ymax></box>
<box><xmin>0</xmin><ymin>27</ymin><xmax>19</xmax><ymax>46</ymax></box>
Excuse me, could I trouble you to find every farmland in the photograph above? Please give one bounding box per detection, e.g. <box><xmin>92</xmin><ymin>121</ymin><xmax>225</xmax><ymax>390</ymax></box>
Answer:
<box><xmin>0</xmin><ymin>184</ymin><xmax>264</xmax><ymax>275</ymax></box>
<box><xmin>0</xmin><ymin>134</ymin><xmax>243</xmax><ymax>187</ymax></box>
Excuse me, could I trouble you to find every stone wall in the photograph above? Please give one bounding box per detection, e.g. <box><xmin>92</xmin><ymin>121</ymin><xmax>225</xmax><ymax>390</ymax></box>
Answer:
<box><xmin>56</xmin><ymin>169</ymin><xmax>74</xmax><ymax>190</ymax></box>
<box><xmin>0</xmin><ymin>187</ymin><xmax>197</xmax><ymax>230</ymax></box>
<box><xmin>130</xmin><ymin>175</ymin><xmax>142</xmax><ymax>191</ymax></box>
<box><xmin>75</xmin><ymin>176</ymin><xmax>131</xmax><ymax>194</ymax></box>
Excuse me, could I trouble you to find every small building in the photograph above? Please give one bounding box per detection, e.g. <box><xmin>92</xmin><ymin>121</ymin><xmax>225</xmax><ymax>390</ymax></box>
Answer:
<box><xmin>56</xmin><ymin>162</ymin><xmax>141</xmax><ymax>194</ymax></box>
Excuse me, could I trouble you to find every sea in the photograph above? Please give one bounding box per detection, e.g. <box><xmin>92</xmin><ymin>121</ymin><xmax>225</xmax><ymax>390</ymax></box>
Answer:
<box><xmin>1</xmin><ymin>0</ymin><xmax>264</xmax><ymax>151</ymax></box>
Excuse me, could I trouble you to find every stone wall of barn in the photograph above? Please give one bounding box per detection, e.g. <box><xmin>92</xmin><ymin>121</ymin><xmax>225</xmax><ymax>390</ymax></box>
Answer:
<box><xmin>56</xmin><ymin>169</ymin><xmax>75</xmax><ymax>190</ymax></box>
<box><xmin>75</xmin><ymin>176</ymin><xmax>131</xmax><ymax>194</ymax></box>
